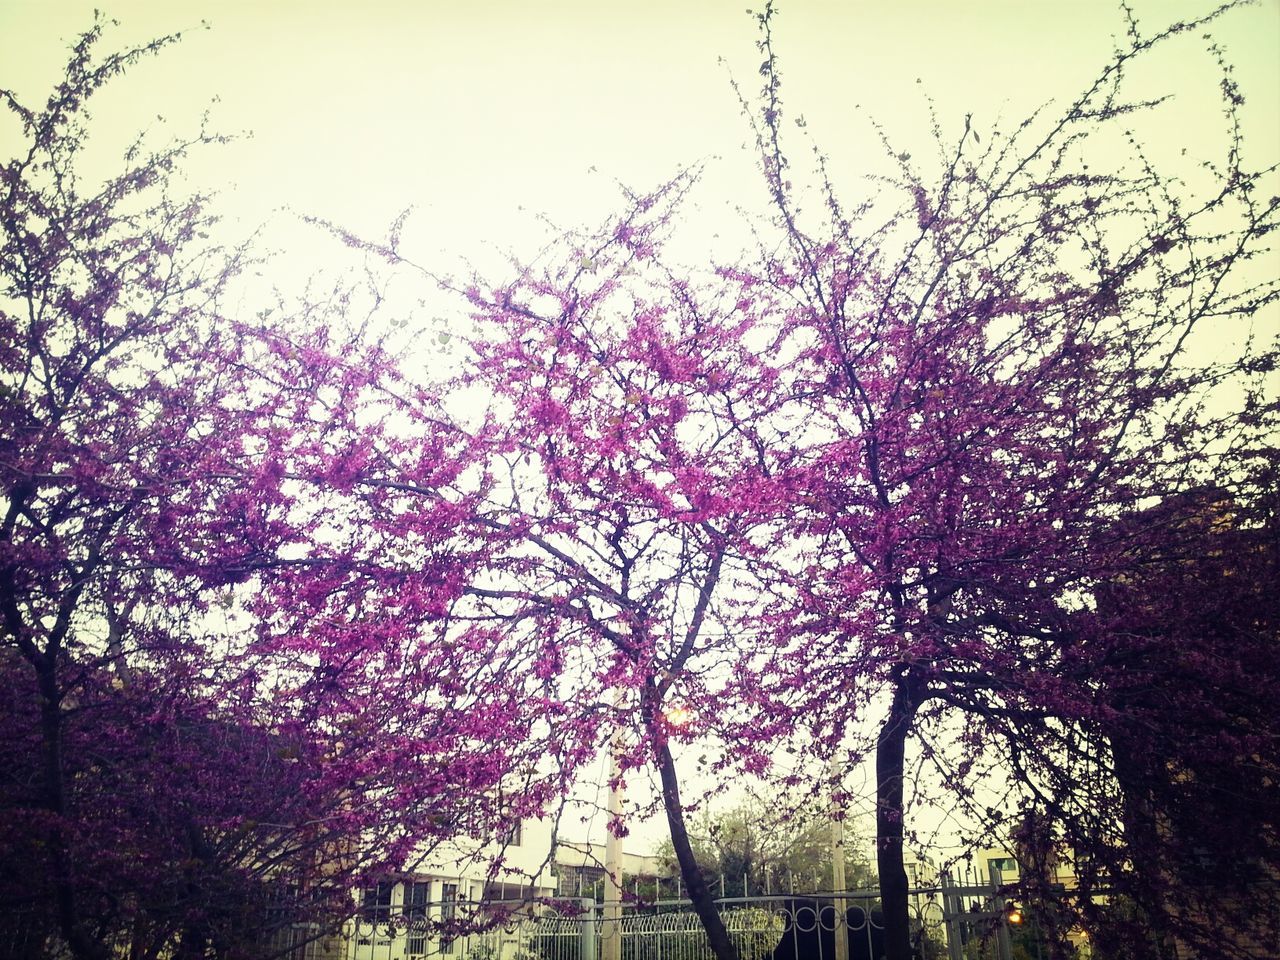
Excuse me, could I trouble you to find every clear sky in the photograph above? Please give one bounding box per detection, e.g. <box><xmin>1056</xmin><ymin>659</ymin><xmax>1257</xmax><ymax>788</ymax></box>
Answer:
<box><xmin>3</xmin><ymin>1</ymin><xmax>1276</xmax><ymax>284</ymax></box>
<box><xmin>3</xmin><ymin>0</ymin><xmax>1277</xmax><ymax>858</ymax></box>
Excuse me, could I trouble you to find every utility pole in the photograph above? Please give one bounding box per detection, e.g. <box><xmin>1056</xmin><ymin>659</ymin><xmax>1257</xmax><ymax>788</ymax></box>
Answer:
<box><xmin>603</xmin><ymin>721</ymin><xmax>625</xmax><ymax>960</ymax></box>
<box><xmin>830</xmin><ymin>759</ymin><xmax>849</xmax><ymax>960</ymax></box>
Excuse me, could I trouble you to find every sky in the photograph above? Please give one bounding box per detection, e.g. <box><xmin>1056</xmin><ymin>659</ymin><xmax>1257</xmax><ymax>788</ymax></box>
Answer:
<box><xmin>4</xmin><ymin>0</ymin><xmax>1276</xmax><ymax>287</ymax></box>
<box><xmin>3</xmin><ymin>0</ymin><xmax>1278</xmax><ymax>862</ymax></box>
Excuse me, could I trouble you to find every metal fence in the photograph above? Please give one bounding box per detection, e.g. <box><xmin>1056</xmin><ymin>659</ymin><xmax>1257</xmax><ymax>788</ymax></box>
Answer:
<box><xmin>2</xmin><ymin>883</ymin><xmax>1024</xmax><ymax>960</ymax></box>
<box><xmin>341</xmin><ymin>890</ymin><xmax>968</xmax><ymax>960</ymax></box>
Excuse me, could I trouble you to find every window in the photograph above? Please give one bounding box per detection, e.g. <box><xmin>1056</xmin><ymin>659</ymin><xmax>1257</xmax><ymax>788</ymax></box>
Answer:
<box><xmin>360</xmin><ymin>882</ymin><xmax>395</xmax><ymax>924</ymax></box>
<box><xmin>504</xmin><ymin>819</ymin><xmax>523</xmax><ymax>847</ymax></box>
<box><xmin>404</xmin><ymin>880</ymin><xmax>430</xmax><ymax>918</ymax></box>
<box><xmin>988</xmin><ymin>857</ymin><xmax>1017</xmax><ymax>878</ymax></box>
<box><xmin>404</xmin><ymin>881</ymin><xmax>430</xmax><ymax>956</ymax></box>
<box><xmin>441</xmin><ymin>882</ymin><xmax>458</xmax><ymax>955</ymax></box>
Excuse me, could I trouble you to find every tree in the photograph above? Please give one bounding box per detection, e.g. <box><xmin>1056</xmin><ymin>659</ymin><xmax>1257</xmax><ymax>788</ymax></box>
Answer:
<box><xmin>444</xmin><ymin>174</ymin><xmax>795</xmax><ymax>960</ymax></box>
<box><xmin>344</xmin><ymin>3</ymin><xmax>1278</xmax><ymax>959</ymax></box>
<box><xmin>0</xmin><ymin>22</ymin><xmax>544</xmax><ymax>959</ymax></box>
<box><xmin>0</xmin><ymin>657</ymin><xmax>357</xmax><ymax>959</ymax></box>
<box><xmin>730</xmin><ymin>3</ymin><xmax>1278</xmax><ymax>959</ymax></box>
<box><xmin>404</xmin><ymin>4</ymin><xmax>1273</xmax><ymax>960</ymax></box>
<box><xmin>653</xmin><ymin>796</ymin><xmax>878</xmax><ymax>899</ymax></box>
<box><xmin>1059</xmin><ymin>483</ymin><xmax>1279</xmax><ymax>958</ymax></box>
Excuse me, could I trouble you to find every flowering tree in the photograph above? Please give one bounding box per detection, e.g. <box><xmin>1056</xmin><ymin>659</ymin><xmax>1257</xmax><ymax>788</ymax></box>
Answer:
<box><xmin>440</xmin><ymin>177</ymin><xmax>800</xmax><ymax>956</ymax></box>
<box><xmin>11</xmin><ymin>7</ymin><xmax>1275</xmax><ymax>960</ymax></box>
<box><xmin>0</xmin><ymin>23</ymin><xmax>542</xmax><ymax>959</ymax></box>
<box><xmin>731</xmin><ymin>3</ymin><xmax>1279</xmax><ymax>959</ymax></box>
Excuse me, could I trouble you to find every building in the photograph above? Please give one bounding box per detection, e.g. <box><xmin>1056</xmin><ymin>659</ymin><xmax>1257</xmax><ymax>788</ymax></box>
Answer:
<box><xmin>343</xmin><ymin>817</ymin><xmax>558</xmax><ymax>960</ymax></box>
<box><xmin>974</xmin><ymin>843</ymin><xmax>1092</xmax><ymax>958</ymax></box>
<box><xmin>336</xmin><ymin>829</ymin><xmax>682</xmax><ymax>960</ymax></box>
<box><xmin>552</xmin><ymin>841</ymin><xmax>672</xmax><ymax>901</ymax></box>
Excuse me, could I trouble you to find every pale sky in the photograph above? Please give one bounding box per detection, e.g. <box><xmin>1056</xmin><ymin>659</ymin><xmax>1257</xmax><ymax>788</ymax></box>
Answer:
<box><xmin>4</xmin><ymin>0</ymin><xmax>1276</xmax><ymax>284</ymax></box>
<box><xmin>3</xmin><ymin>0</ymin><xmax>1277</xmax><ymax>859</ymax></box>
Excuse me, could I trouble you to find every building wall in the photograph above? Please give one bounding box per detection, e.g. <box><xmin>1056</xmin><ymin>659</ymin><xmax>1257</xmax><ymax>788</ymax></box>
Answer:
<box><xmin>553</xmin><ymin>841</ymin><xmax>671</xmax><ymax>900</ymax></box>
<box><xmin>342</xmin><ymin>817</ymin><xmax>559</xmax><ymax>960</ymax></box>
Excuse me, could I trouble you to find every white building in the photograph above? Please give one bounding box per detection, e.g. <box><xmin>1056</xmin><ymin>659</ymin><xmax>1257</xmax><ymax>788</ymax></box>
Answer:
<box><xmin>552</xmin><ymin>840</ymin><xmax>671</xmax><ymax>901</ymax></box>
<box><xmin>344</xmin><ymin>816</ymin><xmax>558</xmax><ymax>960</ymax></box>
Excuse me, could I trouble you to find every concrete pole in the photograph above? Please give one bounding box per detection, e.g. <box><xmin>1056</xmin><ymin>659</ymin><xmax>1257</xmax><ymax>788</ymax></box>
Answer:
<box><xmin>580</xmin><ymin>897</ymin><xmax>599</xmax><ymax>960</ymax></box>
<box><xmin>830</xmin><ymin>759</ymin><xmax>849</xmax><ymax>960</ymax></box>
<box><xmin>603</xmin><ymin>729</ymin><xmax>625</xmax><ymax>960</ymax></box>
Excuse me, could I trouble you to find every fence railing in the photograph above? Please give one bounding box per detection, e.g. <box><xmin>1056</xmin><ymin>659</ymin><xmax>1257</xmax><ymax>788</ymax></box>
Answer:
<box><xmin>1</xmin><ymin>883</ymin><xmax>1025</xmax><ymax>960</ymax></box>
<box><xmin>341</xmin><ymin>890</ymin><xmax>964</xmax><ymax>960</ymax></box>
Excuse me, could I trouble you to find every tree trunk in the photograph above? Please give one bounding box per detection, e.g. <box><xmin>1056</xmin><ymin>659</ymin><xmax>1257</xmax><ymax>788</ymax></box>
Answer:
<box><xmin>650</xmin><ymin>721</ymin><xmax>738</xmax><ymax>960</ymax></box>
<box><xmin>1109</xmin><ymin>735</ymin><xmax>1178</xmax><ymax>960</ymax></box>
<box><xmin>876</xmin><ymin>670</ymin><xmax>918</xmax><ymax>960</ymax></box>
<box><xmin>37</xmin><ymin>661</ymin><xmax>110</xmax><ymax>960</ymax></box>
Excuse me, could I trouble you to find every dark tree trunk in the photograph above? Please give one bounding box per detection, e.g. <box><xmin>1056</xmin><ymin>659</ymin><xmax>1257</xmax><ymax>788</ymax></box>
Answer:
<box><xmin>6</xmin><ymin>485</ymin><xmax>106</xmax><ymax>960</ymax></box>
<box><xmin>37</xmin><ymin>660</ymin><xmax>109</xmax><ymax>960</ymax></box>
<box><xmin>649</xmin><ymin>711</ymin><xmax>738</xmax><ymax>960</ymax></box>
<box><xmin>174</xmin><ymin>823</ymin><xmax>215</xmax><ymax>960</ymax></box>
<box><xmin>1108</xmin><ymin>735</ymin><xmax>1179</xmax><ymax>960</ymax></box>
<box><xmin>876</xmin><ymin>669</ymin><xmax>919</xmax><ymax>960</ymax></box>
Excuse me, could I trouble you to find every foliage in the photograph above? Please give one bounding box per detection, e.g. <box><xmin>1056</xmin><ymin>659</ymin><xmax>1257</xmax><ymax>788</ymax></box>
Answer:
<box><xmin>722</xmin><ymin>907</ymin><xmax>785</xmax><ymax>960</ymax></box>
<box><xmin>5</xmin><ymin>6</ymin><xmax>1278</xmax><ymax>960</ymax></box>
<box><xmin>347</xmin><ymin>0</ymin><xmax>1279</xmax><ymax>952</ymax></box>
<box><xmin>0</xmin><ymin>20</ymin><xmax>544</xmax><ymax>960</ymax></box>
<box><xmin>1070</xmin><ymin>488</ymin><xmax>1280</xmax><ymax>957</ymax></box>
<box><xmin>958</xmin><ymin>904</ymin><xmax>1081</xmax><ymax>960</ymax></box>
<box><xmin>652</xmin><ymin>798</ymin><xmax>878</xmax><ymax>897</ymax></box>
